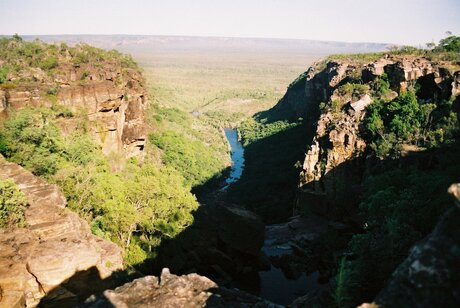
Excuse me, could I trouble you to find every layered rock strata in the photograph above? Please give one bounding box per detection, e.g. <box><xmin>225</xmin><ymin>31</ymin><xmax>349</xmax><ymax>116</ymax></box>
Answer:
<box><xmin>0</xmin><ymin>155</ymin><xmax>123</xmax><ymax>307</ymax></box>
<box><xmin>0</xmin><ymin>60</ymin><xmax>147</xmax><ymax>159</ymax></box>
<box><xmin>286</xmin><ymin>56</ymin><xmax>460</xmax><ymax>216</ymax></box>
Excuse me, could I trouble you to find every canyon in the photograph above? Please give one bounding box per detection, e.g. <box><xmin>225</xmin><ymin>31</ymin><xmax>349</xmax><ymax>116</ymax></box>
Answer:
<box><xmin>1</xmin><ymin>35</ymin><xmax>459</xmax><ymax>308</ymax></box>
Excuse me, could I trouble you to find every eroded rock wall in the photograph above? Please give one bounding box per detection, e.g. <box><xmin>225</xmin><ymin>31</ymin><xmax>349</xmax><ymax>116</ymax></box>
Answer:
<box><xmin>288</xmin><ymin>56</ymin><xmax>460</xmax><ymax>217</ymax></box>
<box><xmin>0</xmin><ymin>155</ymin><xmax>123</xmax><ymax>307</ymax></box>
<box><xmin>0</xmin><ymin>60</ymin><xmax>147</xmax><ymax>159</ymax></box>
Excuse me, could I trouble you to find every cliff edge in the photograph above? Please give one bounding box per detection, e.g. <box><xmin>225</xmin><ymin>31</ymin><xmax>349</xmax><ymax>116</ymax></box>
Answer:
<box><xmin>0</xmin><ymin>38</ymin><xmax>147</xmax><ymax>159</ymax></box>
<box><xmin>0</xmin><ymin>154</ymin><xmax>123</xmax><ymax>307</ymax></box>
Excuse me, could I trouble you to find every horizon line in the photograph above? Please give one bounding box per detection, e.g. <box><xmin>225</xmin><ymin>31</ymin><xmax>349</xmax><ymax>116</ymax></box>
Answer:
<box><xmin>0</xmin><ymin>33</ymin><xmax>396</xmax><ymax>47</ymax></box>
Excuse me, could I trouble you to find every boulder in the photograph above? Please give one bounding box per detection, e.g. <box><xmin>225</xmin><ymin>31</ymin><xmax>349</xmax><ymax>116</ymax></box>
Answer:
<box><xmin>83</xmin><ymin>268</ymin><xmax>281</xmax><ymax>308</ymax></box>
<box><xmin>350</xmin><ymin>94</ymin><xmax>372</xmax><ymax>113</ymax></box>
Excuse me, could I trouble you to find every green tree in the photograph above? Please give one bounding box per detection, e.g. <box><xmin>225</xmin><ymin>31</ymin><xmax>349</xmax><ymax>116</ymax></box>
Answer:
<box><xmin>387</xmin><ymin>90</ymin><xmax>423</xmax><ymax>139</ymax></box>
<box><xmin>1</xmin><ymin>108</ymin><xmax>64</xmax><ymax>176</ymax></box>
<box><xmin>436</xmin><ymin>35</ymin><xmax>460</xmax><ymax>52</ymax></box>
<box><xmin>39</xmin><ymin>56</ymin><xmax>59</xmax><ymax>70</ymax></box>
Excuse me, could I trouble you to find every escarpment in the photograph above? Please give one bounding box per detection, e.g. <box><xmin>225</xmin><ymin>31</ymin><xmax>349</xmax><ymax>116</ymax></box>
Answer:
<box><xmin>0</xmin><ymin>42</ymin><xmax>148</xmax><ymax>159</ymax></box>
<box><xmin>277</xmin><ymin>55</ymin><xmax>460</xmax><ymax>217</ymax></box>
<box><xmin>0</xmin><ymin>155</ymin><xmax>123</xmax><ymax>307</ymax></box>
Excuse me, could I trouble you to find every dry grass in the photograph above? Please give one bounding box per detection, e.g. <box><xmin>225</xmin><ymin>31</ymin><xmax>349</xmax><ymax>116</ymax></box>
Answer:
<box><xmin>135</xmin><ymin>50</ymin><xmax>322</xmax><ymax>116</ymax></box>
<box><xmin>130</xmin><ymin>48</ymin><xmax>324</xmax><ymax>171</ymax></box>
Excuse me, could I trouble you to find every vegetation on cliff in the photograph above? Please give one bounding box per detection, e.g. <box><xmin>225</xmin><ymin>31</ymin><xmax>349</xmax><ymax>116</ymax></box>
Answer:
<box><xmin>297</xmin><ymin>36</ymin><xmax>460</xmax><ymax>307</ymax></box>
<box><xmin>364</xmin><ymin>77</ymin><xmax>457</xmax><ymax>157</ymax></box>
<box><xmin>0</xmin><ymin>37</ymin><xmax>202</xmax><ymax>268</ymax></box>
<box><xmin>0</xmin><ymin>106</ymin><xmax>199</xmax><ymax>266</ymax></box>
<box><xmin>148</xmin><ymin>105</ymin><xmax>226</xmax><ymax>189</ymax></box>
<box><xmin>228</xmin><ymin>34</ymin><xmax>460</xmax><ymax>306</ymax></box>
<box><xmin>0</xmin><ymin>179</ymin><xmax>28</xmax><ymax>228</ymax></box>
<box><xmin>0</xmin><ymin>35</ymin><xmax>137</xmax><ymax>86</ymax></box>
<box><xmin>342</xmin><ymin>148</ymin><xmax>459</xmax><ymax>305</ymax></box>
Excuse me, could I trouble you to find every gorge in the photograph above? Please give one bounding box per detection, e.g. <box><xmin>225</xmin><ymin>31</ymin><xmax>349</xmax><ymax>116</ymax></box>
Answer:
<box><xmin>0</xmin><ymin>34</ymin><xmax>459</xmax><ymax>308</ymax></box>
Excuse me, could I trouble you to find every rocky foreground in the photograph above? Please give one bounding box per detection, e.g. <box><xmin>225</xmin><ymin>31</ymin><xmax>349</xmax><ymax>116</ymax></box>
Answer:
<box><xmin>0</xmin><ymin>155</ymin><xmax>123</xmax><ymax>307</ymax></box>
<box><xmin>83</xmin><ymin>268</ymin><xmax>280</xmax><ymax>308</ymax></box>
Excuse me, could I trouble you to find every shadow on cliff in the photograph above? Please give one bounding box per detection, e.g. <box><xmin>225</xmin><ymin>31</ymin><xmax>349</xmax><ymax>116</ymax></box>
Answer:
<box><xmin>38</xmin><ymin>136</ymin><xmax>460</xmax><ymax>307</ymax></box>
<box><xmin>224</xmin><ymin>122</ymin><xmax>313</xmax><ymax>223</ymax></box>
<box><xmin>37</xmin><ymin>124</ymin><xmax>308</xmax><ymax>306</ymax></box>
<box><xmin>38</xmin><ymin>197</ymin><xmax>266</xmax><ymax>307</ymax></box>
<box><xmin>38</xmin><ymin>266</ymin><xmax>139</xmax><ymax>307</ymax></box>
<box><xmin>41</xmin><ymin>98</ymin><xmax>460</xmax><ymax>307</ymax></box>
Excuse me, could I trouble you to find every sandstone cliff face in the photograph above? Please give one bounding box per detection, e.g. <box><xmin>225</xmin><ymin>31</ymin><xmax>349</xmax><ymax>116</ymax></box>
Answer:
<box><xmin>0</xmin><ymin>59</ymin><xmax>147</xmax><ymax>159</ymax></box>
<box><xmin>287</xmin><ymin>56</ymin><xmax>460</xmax><ymax>216</ymax></box>
<box><xmin>0</xmin><ymin>155</ymin><xmax>123</xmax><ymax>308</ymax></box>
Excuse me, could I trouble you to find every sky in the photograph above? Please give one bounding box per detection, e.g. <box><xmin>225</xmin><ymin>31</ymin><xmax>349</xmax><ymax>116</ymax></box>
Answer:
<box><xmin>0</xmin><ymin>0</ymin><xmax>459</xmax><ymax>45</ymax></box>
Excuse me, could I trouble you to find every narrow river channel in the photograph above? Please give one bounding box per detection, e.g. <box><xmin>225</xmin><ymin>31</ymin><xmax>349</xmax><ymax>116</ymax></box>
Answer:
<box><xmin>221</xmin><ymin>128</ymin><xmax>245</xmax><ymax>190</ymax></box>
<box><xmin>222</xmin><ymin>128</ymin><xmax>319</xmax><ymax>306</ymax></box>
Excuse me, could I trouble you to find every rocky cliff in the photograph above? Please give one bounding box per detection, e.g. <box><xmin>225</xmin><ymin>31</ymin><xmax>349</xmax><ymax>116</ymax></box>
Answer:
<box><xmin>280</xmin><ymin>55</ymin><xmax>460</xmax><ymax>217</ymax></box>
<box><xmin>256</xmin><ymin>53</ymin><xmax>460</xmax><ymax>306</ymax></box>
<box><xmin>0</xmin><ymin>40</ymin><xmax>147</xmax><ymax>159</ymax></box>
<box><xmin>0</xmin><ymin>155</ymin><xmax>123</xmax><ymax>307</ymax></box>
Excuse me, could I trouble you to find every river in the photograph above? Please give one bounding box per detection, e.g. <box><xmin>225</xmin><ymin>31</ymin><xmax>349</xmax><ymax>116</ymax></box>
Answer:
<box><xmin>222</xmin><ymin>127</ymin><xmax>318</xmax><ymax>305</ymax></box>
<box><xmin>220</xmin><ymin>128</ymin><xmax>245</xmax><ymax>191</ymax></box>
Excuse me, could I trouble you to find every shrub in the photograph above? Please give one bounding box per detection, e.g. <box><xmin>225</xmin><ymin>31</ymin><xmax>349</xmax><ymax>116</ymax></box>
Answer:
<box><xmin>0</xmin><ymin>67</ymin><xmax>9</xmax><ymax>84</ymax></box>
<box><xmin>339</xmin><ymin>83</ymin><xmax>370</xmax><ymax>97</ymax></box>
<box><xmin>73</xmin><ymin>52</ymin><xmax>89</xmax><ymax>65</ymax></box>
<box><xmin>0</xmin><ymin>179</ymin><xmax>28</xmax><ymax>228</ymax></box>
<box><xmin>333</xmin><ymin>258</ymin><xmax>356</xmax><ymax>308</ymax></box>
<box><xmin>149</xmin><ymin>131</ymin><xmax>223</xmax><ymax>187</ymax></box>
<box><xmin>374</xmin><ymin>73</ymin><xmax>390</xmax><ymax>97</ymax></box>
<box><xmin>39</xmin><ymin>56</ymin><xmax>59</xmax><ymax>70</ymax></box>
<box><xmin>0</xmin><ymin>108</ymin><xmax>64</xmax><ymax>176</ymax></box>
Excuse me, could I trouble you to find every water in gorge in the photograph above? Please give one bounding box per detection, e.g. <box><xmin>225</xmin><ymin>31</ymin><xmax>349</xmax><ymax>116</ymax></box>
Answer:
<box><xmin>221</xmin><ymin>128</ymin><xmax>245</xmax><ymax>190</ymax></box>
<box><xmin>222</xmin><ymin>127</ymin><xmax>319</xmax><ymax>305</ymax></box>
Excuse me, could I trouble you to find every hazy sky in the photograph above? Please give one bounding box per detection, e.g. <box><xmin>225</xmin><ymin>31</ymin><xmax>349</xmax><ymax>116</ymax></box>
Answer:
<box><xmin>1</xmin><ymin>0</ymin><xmax>459</xmax><ymax>45</ymax></box>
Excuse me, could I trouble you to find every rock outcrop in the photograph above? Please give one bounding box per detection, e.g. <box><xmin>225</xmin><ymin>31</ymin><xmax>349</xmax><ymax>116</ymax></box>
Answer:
<box><xmin>284</xmin><ymin>55</ymin><xmax>460</xmax><ymax>217</ymax></box>
<box><xmin>56</xmin><ymin>63</ymin><xmax>148</xmax><ymax>158</ymax></box>
<box><xmin>0</xmin><ymin>50</ymin><xmax>147</xmax><ymax>159</ymax></box>
<box><xmin>83</xmin><ymin>268</ymin><xmax>280</xmax><ymax>308</ymax></box>
<box><xmin>0</xmin><ymin>155</ymin><xmax>123</xmax><ymax>307</ymax></box>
